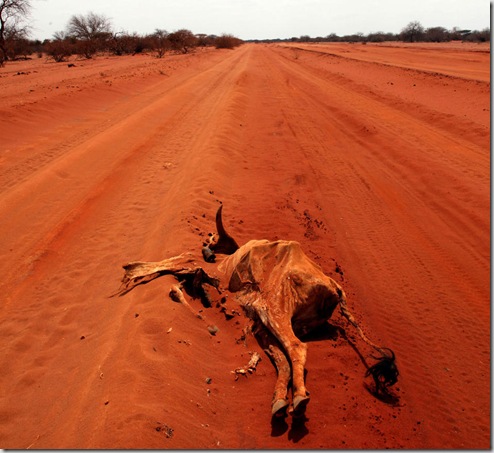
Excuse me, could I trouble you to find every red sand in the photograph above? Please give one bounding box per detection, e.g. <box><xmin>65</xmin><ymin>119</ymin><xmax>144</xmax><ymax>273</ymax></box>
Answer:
<box><xmin>0</xmin><ymin>42</ymin><xmax>489</xmax><ymax>449</ymax></box>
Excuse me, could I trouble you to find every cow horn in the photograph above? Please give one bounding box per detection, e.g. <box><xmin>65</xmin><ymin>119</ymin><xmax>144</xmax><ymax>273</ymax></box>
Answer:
<box><xmin>209</xmin><ymin>205</ymin><xmax>239</xmax><ymax>255</ymax></box>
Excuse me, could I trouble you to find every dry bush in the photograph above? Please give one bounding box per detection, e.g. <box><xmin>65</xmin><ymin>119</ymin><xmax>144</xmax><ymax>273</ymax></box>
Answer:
<box><xmin>168</xmin><ymin>29</ymin><xmax>197</xmax><ymax>53</ymax></box>
<box><xmin>214</xmin><ymin>34</ymin><xmax>242</xmax><ymax>49</ymax></box>
<box><xmin>44</xmin><ymin>39</ymin><xmax>73</xmax><ymax>62</ymax></box>
<box><xmin>44</xmin><ymin>31</ymin><xmax>74</xmax><ymax>62</ymax></box>
<box><xmin>149</xmin><ymin>29</ymin><xmax>171</xmax><ymax>58</ymax></box>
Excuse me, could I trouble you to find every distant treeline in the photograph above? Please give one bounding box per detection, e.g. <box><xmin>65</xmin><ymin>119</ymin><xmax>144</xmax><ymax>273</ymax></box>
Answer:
<box><xmin>1</xmin><ymin>10</ymin><xmax>243</xmax><ymax>64</ymax></box>
<box><xmin>248</xmin><ymin>21</ymin><xmax>490</xmax><ymax>44</ymax></box>
<box><xmin>7</xmin><ymin>30</ymin><xmax>243</xmax><ymax>63</ymax></box>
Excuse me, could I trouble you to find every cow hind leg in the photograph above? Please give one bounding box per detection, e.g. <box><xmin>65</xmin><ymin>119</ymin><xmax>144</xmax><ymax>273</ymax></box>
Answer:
<box><xmin>253</xmin><ymin>322</ymin><xmax>291</xmax><ymax>417</ymax></box>
<box><xmin>266</xmin><ymin>319</ymin><xmax>310</xmax><ymax>415</ymax></box>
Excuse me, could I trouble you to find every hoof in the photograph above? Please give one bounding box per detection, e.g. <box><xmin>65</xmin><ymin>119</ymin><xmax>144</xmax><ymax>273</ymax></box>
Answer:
<box><xmin>271</xmin><ymin>398</ymin><xmax>289</xmax><ymax>417</ymax></box>
<box><xmin>292</xmin><ymin>395</ymin><xmax>310</xmax><ymax>416</ymax></box>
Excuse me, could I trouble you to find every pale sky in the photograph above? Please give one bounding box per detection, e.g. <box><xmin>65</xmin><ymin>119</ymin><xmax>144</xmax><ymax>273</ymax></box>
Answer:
<box><xmin>30</xmin><ymin>0</ymin><xmax>491</xmax><ymax>41</ymax></box>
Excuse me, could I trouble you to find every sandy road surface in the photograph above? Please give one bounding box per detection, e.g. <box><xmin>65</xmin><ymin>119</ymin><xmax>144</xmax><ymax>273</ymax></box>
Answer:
<box><xmin>285</xmin><ymin>41</ymin><xmax>490</xmax><ymax>82</ymax></box>
<box><xmin>0</xmin><ymin>43</ymin><xmax>489</xmax><ymax>448</ymax></box>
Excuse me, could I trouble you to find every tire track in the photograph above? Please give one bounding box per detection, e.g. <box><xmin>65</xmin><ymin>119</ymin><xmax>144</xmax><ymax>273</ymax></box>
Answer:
<box><xmin>283</xmin><ymin>43</ymin><xmax>490</xmax><ymax>82</ymax></box>
<box><xmin>0</xmin><ymin>48</ymin><xmax>251</xmax><ymax>299</ymax></box>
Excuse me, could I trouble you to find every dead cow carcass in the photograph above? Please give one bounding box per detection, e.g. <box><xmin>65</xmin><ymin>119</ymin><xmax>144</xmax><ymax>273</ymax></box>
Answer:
<box><xmin>114</xmin><ymin>205</ymin><xmax>399</xmax><ymax>417</ymax></box>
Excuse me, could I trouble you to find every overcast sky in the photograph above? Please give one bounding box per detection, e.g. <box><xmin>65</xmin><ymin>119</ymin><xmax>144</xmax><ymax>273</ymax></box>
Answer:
<box><xmin>30</xmin><ymin>0</ymin><xmax>491</xmax><ymax>41</ymax></box>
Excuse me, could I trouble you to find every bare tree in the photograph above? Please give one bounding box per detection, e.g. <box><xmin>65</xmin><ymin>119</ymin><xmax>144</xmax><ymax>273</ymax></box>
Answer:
<box><xmin>150</xmin><ymin>28</ymin><xmax>170</xmax><ymax>58</ymax></box>
<box><xmin>67</xmin><ymin>11</ymin><xmax>111</xmax><ymax>40</ymax></box>
<box><xmin>0</xmin><ymin>0</ymin><xmax>31</xmax><ymax>65</ymax></box>
<box><xmin>400</xmin><ymin>21</ymin><xmax>425</xmax><ymax>42</ymax></box>
<box><xmin>67</xmin><ymin>11</ymin><xmax>112</xmax><ymax>58</ymax></box>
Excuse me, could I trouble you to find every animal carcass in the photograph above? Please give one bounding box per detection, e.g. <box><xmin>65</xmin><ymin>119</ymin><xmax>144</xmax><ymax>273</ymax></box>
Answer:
<box><xmin>113</xmin><ymin>205</ymin><xmax>399</xmax><ymax>417</ymax></box>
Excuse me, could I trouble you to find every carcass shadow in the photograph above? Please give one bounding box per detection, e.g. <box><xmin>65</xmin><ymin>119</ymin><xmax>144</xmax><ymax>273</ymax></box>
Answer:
<box><xmin>270</xmin><ymin>402</ymin><xmax>310</xmax><ymax>442</ymax></box>
<box><xmin>271</xmin><ymin>412</ymin><xmax>310</xmax><ymax>441</ymax></box>
<box><xmin>288</xmin><ymin>413</ymin><xmax>309</xmax><ymax>442</ymax></box>
<box><xmin>298</xmin><ymin>321</ymin><xmax>342</xmax><ymax>343</ymax></box>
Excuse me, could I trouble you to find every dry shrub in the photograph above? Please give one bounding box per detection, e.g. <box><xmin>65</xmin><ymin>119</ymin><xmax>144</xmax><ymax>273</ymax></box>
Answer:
<box><xmin>214</xmin><ymin>34</ymin><xmax>243</xmax><ymax>49</ymax></box>
<box><xmin>45</xmin><ymin>39</ymin><xmax>74</xmax><ymax>62</ymax></box>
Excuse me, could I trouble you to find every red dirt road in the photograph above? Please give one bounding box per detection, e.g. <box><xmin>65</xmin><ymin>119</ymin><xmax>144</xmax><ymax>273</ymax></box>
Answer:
<box><xmin>0</xmin><ymin>43</ymin><xmax>489</xmax><ymax>449</ymax></box>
